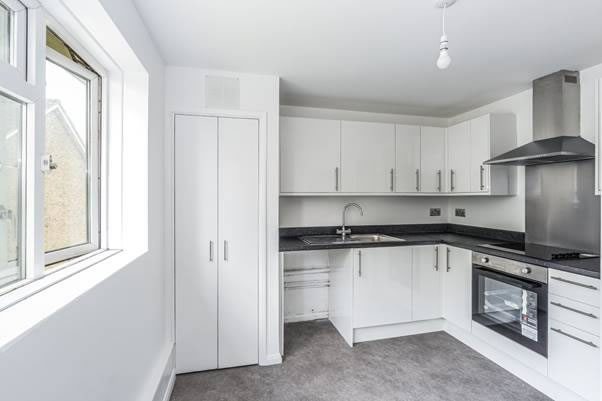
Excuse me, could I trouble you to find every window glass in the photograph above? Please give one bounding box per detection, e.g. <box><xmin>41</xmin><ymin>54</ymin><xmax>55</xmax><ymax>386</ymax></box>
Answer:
<box><xmin>0</xmin><ymin>92</ymin><xmax>23</xmax><ymax>287</ymax></box>
<box><xmin>0</xmin><ymin>2</ymin><xmax>10</xmax><ymax>63</ymax></box>
<box><xmin>44</xmin><ymin>59</ymin><xmax>90</xmax><ymax>254</ymax></box>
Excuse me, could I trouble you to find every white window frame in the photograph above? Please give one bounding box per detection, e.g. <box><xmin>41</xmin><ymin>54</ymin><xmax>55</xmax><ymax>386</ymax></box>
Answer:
<box><xmin>0</xmin><ymin>0</ymin><xmax>26</xmax><ymax>77</ymax></box>
<box><xmin>44</xmin><ymin>46</ymin><xmax>101</xmax><ymax>265</ymax></box>
<box><xmin>0</xmin><ymin>3</ymin><xmax>115</xmax><ymax>302</ymax></box>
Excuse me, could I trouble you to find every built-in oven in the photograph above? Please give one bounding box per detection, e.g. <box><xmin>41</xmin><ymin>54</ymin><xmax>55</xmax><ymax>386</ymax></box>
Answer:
<box><xmin>472</xmin><ymin>252</ymin><xmax>548</xmax><ymax>357</ymax></box>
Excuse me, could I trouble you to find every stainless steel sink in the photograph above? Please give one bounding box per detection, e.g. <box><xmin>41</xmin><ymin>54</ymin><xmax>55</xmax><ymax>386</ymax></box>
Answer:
<box><xmin>300</xmin><ymin>234</ymin><xmax>406</xmax><ymax>246</ymax></box>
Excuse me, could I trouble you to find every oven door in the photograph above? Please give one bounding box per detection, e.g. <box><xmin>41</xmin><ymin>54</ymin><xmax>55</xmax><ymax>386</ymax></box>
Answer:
<box><xmin>472</xmin><ymin>266</ymin><xmax>547</xmax><ymax>357</ymax></box>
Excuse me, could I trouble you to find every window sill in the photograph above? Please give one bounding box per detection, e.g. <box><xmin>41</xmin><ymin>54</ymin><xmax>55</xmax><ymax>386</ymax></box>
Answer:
<box><xmin>0</xmin><ymin>248</ymin><xmax>144</xmax><ymax>351</ymax></box>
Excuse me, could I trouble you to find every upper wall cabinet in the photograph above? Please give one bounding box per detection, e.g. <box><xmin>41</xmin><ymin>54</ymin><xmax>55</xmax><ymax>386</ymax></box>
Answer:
<box><xmin>447</xmin><ymin>122</ymin><xmax>471</xmax><ymax>193</ymax></box>
<box><xmin>395</xmin><ymin>125</ymin><xmax>421</xmax><ymax>193</ymax></box>
<box><xmin>420</xmin><ymin>126</ymin><xmax>447</xmax><ymax>193</ymax></box>
<box><xmin>279</xmin><ymin>113</ymin><xmax>517</xmax><ymax>196</ymax></box>
<box><xmin>341</xmin><ymin>121</ymin><xmax>395</xmax><ymax>193</ymax></box>
<box><xmin>280</xmin><ymin>117</ymin><xmax>341</xmax><ymax>193</ymax></box>
<box><xmin>468</xmin><ymin>114</ymin><xmax>517</xmax><ymax>195</ymax></box>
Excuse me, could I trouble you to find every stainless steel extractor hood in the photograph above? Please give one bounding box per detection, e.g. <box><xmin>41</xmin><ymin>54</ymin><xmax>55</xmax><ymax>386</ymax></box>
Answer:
<box><xmin>485</xmin><ymin>70</ymin><xmax>595</xmax><ymax>166</ymax></box>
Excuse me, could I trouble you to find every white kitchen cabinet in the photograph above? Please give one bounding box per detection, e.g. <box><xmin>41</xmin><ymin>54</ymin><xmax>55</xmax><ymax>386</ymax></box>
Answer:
<box><xmin>395</xmin><ymin>124</ymin><xmax>421</xmax><ymax>193</ymax></box>
<box><xmin>468</xmin><ymin>114</ymin><xmax>517</xmax><ymax>194</ymax></box>
<box><xmin>548</xmin><ymin>319</ymin><xmax>600</xmax><ymax>401</ymax></box>
<box><xmin>175</xmin><ymin>115</ymin><xmax>259</xmax><ymax>373</ymax></box>
<box><xmin>412</xmin><ymin>245</ymin><xmax>442</xmax><ymax>321</ymax></box>
<box><xmin>341</xmin><ymin>121</ymin><xmax>396</xmax><ymax>193</ymax></box>
<box><xmin>420</xmin><ymin>126</ymin><xmax>446</xmax><ymax>193</ymax></box>
<box><xmin>447</xmin><ymin>121</ymin><xmax>471</xmax><ymax>193</ymax></box>
<box><xmin>280</xmin><ymin>117</ymin><xmax>341</xmax><ymax>193</ymax></box>
<box><xmin>442</xmin><ymin>246</ymin><xmax>472</xmax><ymax>331</ymax></box>
<box><xmin>353</xmin><ymin>247</ymin><xmax>412</xmax><ymax>328</ymax></box>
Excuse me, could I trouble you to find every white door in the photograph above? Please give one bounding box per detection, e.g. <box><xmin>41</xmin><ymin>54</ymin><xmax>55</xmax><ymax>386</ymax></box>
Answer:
<box><xmin>442</xmin><ymin>246</ymin><xmax>472</xmax><ymax>331</ymax></box>
<box><xmin>469</xmin><ymin>115</ymin><xmax>491</xmax><ymax>193</ymax></box>
<box><xmin>218</xmin><ymin>117</ymin><xmax>259</xmax><ymax>368</ymax></box>
<box><xmin>447</xmin><ymin>121</ymin><xmax>471</xmax><ymax>193</ymax></box>
<box><xmin>395</xmin><ymin>124</ymin><xmax>421</xmax><ymax>193</ymax></box>
<box><xmin>341</xmin><ymin>121</ymin><xmax>395</xmax><ymax>193</ymax></box>
<box><xmin>353</xmin><ymin>247</ymin><xmax>412</xmax><ymax>328</ymax></box>
<box><xmin>174</xmin><ymin>115</ymin><xmax>219</xmax><ymax>373</ymax></box>
<box><xmin>420</xmin><ymin>126</ymin><xmax>446</xmax><ymax>193</ymax></box>
<box><xmin>412</xmin><ymin>246</ymin><xmax>443</xmax><ymax>321</ymax></box>
<box><xmin>280</xmin><ymin>117</ymin><xmax>340</xmax><ymax>193</ymax></box>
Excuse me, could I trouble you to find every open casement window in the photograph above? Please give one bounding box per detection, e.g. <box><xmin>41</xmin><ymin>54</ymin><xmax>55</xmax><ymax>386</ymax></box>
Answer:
<box><xmin>0</xmin><ymin>93</ymin><xmax>24</xmax><ymax>288</ymax></box>
<box><xmin>44</xmin><ymin>29</ymin><xmax>101</xmax><ymax>267</ymax></box>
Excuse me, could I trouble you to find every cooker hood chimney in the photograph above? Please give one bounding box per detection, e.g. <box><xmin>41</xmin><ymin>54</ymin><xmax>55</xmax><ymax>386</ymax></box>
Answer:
<box><xmin>485</xmin><ymin>70</ymin><xmax>595</xmax><ymax>166</ymax></box>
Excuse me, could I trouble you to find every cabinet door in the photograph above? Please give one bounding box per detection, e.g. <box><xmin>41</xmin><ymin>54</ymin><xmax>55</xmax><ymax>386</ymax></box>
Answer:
<box><xmin>447</xmin><ymin>122</ymin><xmax>471</xmax><ymax>193</ymax></box>
<box><xmin>395</xmin><ymin>124</ymin><xmax>421</xmax><ymax>192</ymax></box>
<box><xmin>469</xmin><ymin>115</ymin><xmax>491</xmax><ymax>193</ymax></box>
<box><xmin>341</xmin><ymin>121</ymin><xmax>395</xmax><ymax>193</ymax></box>
<box><xmin>548</xmin><ymin>319</ymin><xmax>600</xmax><ymax>401</ymax></box>
<box><xmin>174</xmin><ymin>115</ymin><xmax>218</xmax><ymax>373</ymax></box>
<box><xmin>353</xmin><ymin>247</ymin><xmax>412</xmax><ymax>328</ymax></box>
<box><xmin>442</xmin><ymin>246</ymin><xmax>472</xmax><ymax>331</ymax></box>
<box><xmin>218</xmin><ymin>117</ymin><xmax>259</xmax><ymax>369</ymax></box>
<box><xmin>420</xmin><ymin>126</ymin><xmax>446</xmax><ymax>193</ymax></box>
<box><xmin>412</xmin><ymin>246</ymin><xmax>443</xmax><ymax>321</ymax></box>
<box><xmin>280</xmin><ymin>117</ymin><xmax>341</xmax><ymax>193</ymax></box>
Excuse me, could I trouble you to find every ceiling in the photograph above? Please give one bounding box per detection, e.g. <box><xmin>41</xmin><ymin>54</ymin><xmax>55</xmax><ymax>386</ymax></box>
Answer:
<box><xmin>133</xmin><ymin>0</ymin><xmax>602</xmax><ymax>117</ymax></box>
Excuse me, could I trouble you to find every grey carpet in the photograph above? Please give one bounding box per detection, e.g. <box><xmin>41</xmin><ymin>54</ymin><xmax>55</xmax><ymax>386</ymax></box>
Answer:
<box><xmin>170</xmin><ymin>320</ymin><xmax>551</xmax><ymax>401</ymax></box>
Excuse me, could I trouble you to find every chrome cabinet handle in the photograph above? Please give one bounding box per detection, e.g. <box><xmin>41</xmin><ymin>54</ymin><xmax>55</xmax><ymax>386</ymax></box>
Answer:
<box><xmin>390</xmin><ymin>168</ymin><xmax>395</xmax><ymax>192</ymax></box>
<box><xmin>209</xmin><ymin>241</ymin><xmax>214</xmax><ymax>262</ymax></box>
<box><xmin>480</xmin><ymin>165</ymin><xmax>485</xmax><ymax>190</ymax></box>
<box><xmin>550</xmin><ymin>276</ymin><xmax>598</xmax><ymax>291</ymax></box>
<box><xmin>450</xmin><ymin>169</ymin><xmax>455</xmax><ymax>192</ymax></box>
<box><xmin>358</xmin><ymin>250</ymin><xmax>362</xmax><ymax>277</ymax></box>
<box><xmin>335</xmin><ymin>167</ymin><xmax>339</xmax><ymax>191</ymax></box>
<box><xmin>550</xmin><ymin>301</ymin><xmax>598</xmax><ymax>319</ymax></box>
<box><xmin>415</xmin><ymin>169</ymin><xmax>420</xmax><ymax>192</ymax></box>
<box><xmin>437</xmin><ymin>170</ymin><xmax>442</xmax><ymax>192</ymax></box>
<box><xmin>224</xmin><ymin>240</ymin><xmax>229</xmax><ymax>261</ymax></box>
<box><xmin>551</xmin><ymin>327</ymin><xmax>598</xmax><ymax>348</ymax></box>
<box><xmin>446</xmin><ymin>247</ymin><xmax>451</xmax><ymax>272</ymax></box>
<box><xmin>434</xmin><ymin>246</ymin><xmax>439</xmax><ymax>271</ymax></box>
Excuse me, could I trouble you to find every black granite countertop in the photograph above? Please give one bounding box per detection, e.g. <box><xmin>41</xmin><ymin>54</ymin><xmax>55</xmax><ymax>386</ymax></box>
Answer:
<box><xmin>279</xmin><ymin>224</ymin><xmax>600</xmax><ymax>279</ymax></box>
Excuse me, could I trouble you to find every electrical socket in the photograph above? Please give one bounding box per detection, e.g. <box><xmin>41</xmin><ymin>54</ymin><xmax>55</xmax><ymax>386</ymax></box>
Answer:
<box><xmin>430</xmin><ymin>208</ymin><xmax>441</xmax><ymax>217</ymax></box>
<box><xmin>455</xmin><ymin>208</ymin><xmax>466</xmax><ymax>217</ymax></box>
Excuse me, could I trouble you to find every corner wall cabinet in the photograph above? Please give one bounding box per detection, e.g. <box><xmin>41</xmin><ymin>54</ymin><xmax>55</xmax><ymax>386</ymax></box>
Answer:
<box><xmin>175</xmin><ymin>114</ymin><xmax>259</xmax><ymax>374</ymax></box>
<box><xmin>280</xmin><ymin>114</ymin><xmax>517</xmax><ymax>196</ymax></box>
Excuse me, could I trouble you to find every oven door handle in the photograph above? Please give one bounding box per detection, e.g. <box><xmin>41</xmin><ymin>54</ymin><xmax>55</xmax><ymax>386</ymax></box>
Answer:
<box><xmin>474</xmin><ymin>266</ymin><xmax>541</xmax><ymax>290</ymax></box>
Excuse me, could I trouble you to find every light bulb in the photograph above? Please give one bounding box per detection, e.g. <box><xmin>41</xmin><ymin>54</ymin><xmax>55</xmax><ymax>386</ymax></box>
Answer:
<box><xmin>437</xmin><ymin>50</ymin><xmax>451</xmax><ymax>69</ymax></box>
<box><xmin>437</xmin><ymin>34</ymin><xmax>451</xmax><ymax>69</ymax></box>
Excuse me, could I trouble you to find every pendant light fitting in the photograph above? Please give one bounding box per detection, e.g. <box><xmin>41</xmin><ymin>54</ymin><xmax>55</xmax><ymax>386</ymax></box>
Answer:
<box><xmin>435</xmin><ymin>0</ymin><xmax>457</xmax><ymax>69</ymax></box>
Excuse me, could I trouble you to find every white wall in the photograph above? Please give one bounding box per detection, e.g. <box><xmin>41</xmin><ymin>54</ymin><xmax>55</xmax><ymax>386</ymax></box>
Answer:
<box><xmin>164</xmin><ymin>66</ymin><xmax>282</xmax><ymax>364</ymax></box>
<box><xmin>0</xmin><ymin>1</ymin><xmax>170</xmax><ymax>401</ymax></box>
<box><xmin>281</xmin><ymin>196</ymin><xmax>447</xmax><ymax>227</ymax></box>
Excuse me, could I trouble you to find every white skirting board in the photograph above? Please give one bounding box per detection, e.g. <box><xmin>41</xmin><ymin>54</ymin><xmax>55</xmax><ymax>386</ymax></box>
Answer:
<box><xmin>152</xmin><ymin>345</ymin><xmax>176</xmax><ymax>401</ymax></box>
<box><xmin>354</xmin><ymin>319</ymin><xmax>445</xmax><ymax>343</ymax></box>
<box><xmin>285</xmin><ymin>311</ymin><xmax>328</xmax><ymax>323</ymax></box>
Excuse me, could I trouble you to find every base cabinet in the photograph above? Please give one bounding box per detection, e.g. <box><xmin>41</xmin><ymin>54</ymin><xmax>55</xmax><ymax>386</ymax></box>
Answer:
<box><xmin>412</xmin><ymin>246</ymin><xmax>443</xmax><ymax>321</ymax></box>
<box><xmin>442</xmin><ymin>246</ymin><xmax>472</xmax><ymax>331</ymax></box>
<box><xmin>353</xmin><ymin>247</ymin><xmax>412</xmax><ymax>328</ymax></box>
